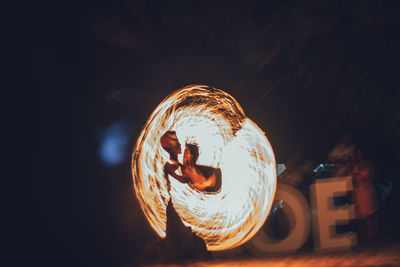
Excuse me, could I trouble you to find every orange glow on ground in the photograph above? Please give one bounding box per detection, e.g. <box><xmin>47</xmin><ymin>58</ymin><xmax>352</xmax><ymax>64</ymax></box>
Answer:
<box><xmin>132</xmin><ymin>85</ymin><xmax>276</xmax><ymax>251</ymax></box>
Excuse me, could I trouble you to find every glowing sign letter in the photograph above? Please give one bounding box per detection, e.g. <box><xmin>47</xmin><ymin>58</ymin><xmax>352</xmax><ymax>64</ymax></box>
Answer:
<box><xmin>310</xmin><ymin>177</ymin><xmax>357</xmax><ymax>252</ymax></box>
<box><xmin>247</xmin><ymin>183</ymin><xmax>311</xmax><ymax>254</ymax></box>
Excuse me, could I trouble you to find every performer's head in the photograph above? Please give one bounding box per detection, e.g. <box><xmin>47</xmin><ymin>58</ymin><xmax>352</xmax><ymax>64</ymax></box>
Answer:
<box><xmin>161</xmin><ymin>131</ymin><xmax>182</xmax><ymax>156</ymax></box>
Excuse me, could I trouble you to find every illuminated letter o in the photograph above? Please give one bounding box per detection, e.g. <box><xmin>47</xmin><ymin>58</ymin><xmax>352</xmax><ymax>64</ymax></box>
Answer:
<box><xmin>247</xmin><ymin>183</ymin><xmax>311</xmax><ymax>253</ymax></box>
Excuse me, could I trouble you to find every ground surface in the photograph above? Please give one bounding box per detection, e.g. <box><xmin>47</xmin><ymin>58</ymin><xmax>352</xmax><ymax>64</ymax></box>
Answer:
<box><xmin>143</xmin><ymin>239</ymin><xmax>400</xmax><ymax>267</ymax></box>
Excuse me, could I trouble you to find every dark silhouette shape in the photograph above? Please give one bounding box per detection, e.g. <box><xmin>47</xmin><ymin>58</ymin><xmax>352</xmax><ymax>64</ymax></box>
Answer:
<box><xmin>160</xmin><ymin>131</ymin><xmax>187</xmax><ymax>187</ymax></box>
<box><xmin>140</xmin><ymin>131</ymin><xmax>211</xmax><ymax>264</ymax></box>
<box><xmin>351</xmin><ymin>148</ymin><xmax>379</xmax><ymax>244</ymax></box>
<box><xmin>161</xmin><ymin>131</ymin><xmax>221</xmax><ymax>192</ymax></box>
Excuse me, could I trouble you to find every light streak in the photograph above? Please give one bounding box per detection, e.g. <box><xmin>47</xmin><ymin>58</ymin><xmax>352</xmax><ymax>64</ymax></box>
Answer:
<box><xmin>132</xmin><ymin>85</ymin><xmax>276</xmax><ymax>251</ymax></box>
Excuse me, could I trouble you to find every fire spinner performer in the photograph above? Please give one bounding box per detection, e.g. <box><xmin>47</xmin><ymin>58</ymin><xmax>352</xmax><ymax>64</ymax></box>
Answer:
<box><xmin>144</xmin><ymin>131</ymin><xmax>212</xmax><ymax>261</ymax></box>
<box><xmin>132</xmin><ymin>85</ymin><xmax>277</xmax><ymax>262</ymax></box>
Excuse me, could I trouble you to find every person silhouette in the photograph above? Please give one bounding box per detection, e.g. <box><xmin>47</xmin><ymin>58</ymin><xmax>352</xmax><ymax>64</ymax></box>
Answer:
<box><xmin>160</xmin><ymin>131</ymin><xmax>216</xmax><ymax>191</ymax></box>
<box><xmin>160</xmin><ymin>131</ymin><xmax>188</xmax><ymax>190</ymax></box>
<box><xmin>155</xmin><ymin>131</ymin><xmax>209</xmax><ymax>262</ymax></box>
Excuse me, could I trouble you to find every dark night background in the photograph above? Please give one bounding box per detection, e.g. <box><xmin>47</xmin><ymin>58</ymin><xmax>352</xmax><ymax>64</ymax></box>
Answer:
<box><xmin>5</xmin><ymin>0</ymin><xmax>400</xmax><ymax>265</ymax></box>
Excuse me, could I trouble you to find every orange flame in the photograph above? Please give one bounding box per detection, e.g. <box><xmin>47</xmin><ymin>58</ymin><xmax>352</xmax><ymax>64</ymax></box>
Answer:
<box><xmin>132</xmin><ymin>85</ymin><xmax>276</xmax><ymax>251</ymax></box>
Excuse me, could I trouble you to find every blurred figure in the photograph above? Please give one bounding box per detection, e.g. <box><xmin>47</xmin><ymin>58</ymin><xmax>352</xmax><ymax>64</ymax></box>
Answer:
<box><xmin>328</xmin><ymin>133</ymin><xmax>355</xmax><ymax>176</ymax></box>
<box><xmin>351</xmin><ymin>148</ymin><xmax>379</xmax><ymax>244</ymax></box>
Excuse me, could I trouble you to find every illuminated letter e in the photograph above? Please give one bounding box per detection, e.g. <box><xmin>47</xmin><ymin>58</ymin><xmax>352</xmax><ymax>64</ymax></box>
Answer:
<box><xmin>310</xmin><ymin>177</ymin><xmax>357</xmax><ymax>252</ymax></box>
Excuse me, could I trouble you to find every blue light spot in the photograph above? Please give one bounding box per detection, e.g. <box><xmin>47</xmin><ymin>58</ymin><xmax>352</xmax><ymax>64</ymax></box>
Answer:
<box><xmin>99</xmin><ymin>121</ymin><xmax>131</xmax><ymax>166</ymax></box>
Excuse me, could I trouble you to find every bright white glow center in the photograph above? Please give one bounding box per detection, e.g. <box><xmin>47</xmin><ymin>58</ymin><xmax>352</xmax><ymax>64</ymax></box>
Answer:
<box><xmin>132</xmin><ymin>85</ymin><xmax>276</xmax><ymax>251</ymax></box>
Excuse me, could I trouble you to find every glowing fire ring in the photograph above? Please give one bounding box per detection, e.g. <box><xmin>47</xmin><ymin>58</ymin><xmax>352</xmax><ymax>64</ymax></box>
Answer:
<box><xmin>132</xmin><ymin>85</ymin><xmax>276</xmax><ymax>251</ymax></box>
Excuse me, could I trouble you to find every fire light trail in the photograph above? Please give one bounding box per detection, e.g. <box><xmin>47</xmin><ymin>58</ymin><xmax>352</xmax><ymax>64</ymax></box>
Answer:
<box><xmin>132</xmin><ymin>85</ymin><xmax>276</xmax><ymax>251</ymax></box>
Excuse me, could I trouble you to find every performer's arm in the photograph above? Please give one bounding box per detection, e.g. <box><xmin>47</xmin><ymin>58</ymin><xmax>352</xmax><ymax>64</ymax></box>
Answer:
<box><xmin>164</xmin><ymin>164</ymin><xmax>189</xmax><ymax>184</ymax></box>
<box><xmin>169</xmin><ymin>171</ymin><xmax>189</xmax><ymax>184</ymax></box>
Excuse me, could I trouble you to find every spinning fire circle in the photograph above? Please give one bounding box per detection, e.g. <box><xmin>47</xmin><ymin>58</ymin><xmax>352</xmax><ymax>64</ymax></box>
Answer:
<box><xmin>132</xmin><ymin>85</ymin><xmax>276</xmax><ymax>251</ymax></box>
